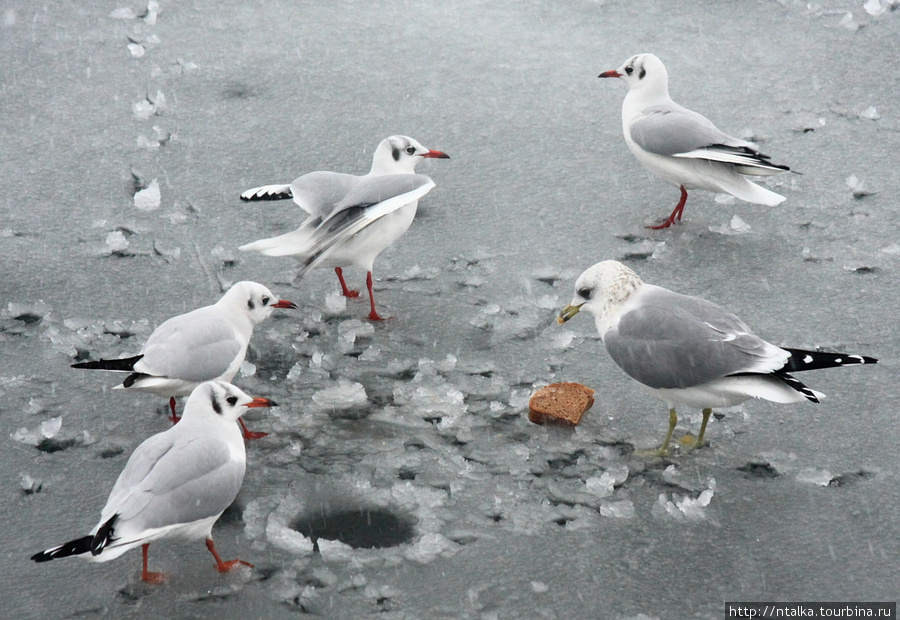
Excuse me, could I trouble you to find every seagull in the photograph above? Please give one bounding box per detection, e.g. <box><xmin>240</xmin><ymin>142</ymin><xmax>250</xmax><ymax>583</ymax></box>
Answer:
<box><xmin>31</xmin><ymin>381</ymin><xmax>275</xmax><ymax>583</ymax></box>
<box><xmin>558</xmin><ymin>260</ymin><xmax>877</xmax><ymax>455</ymax></box>
<box><xmin>598</xmin><ymin>53</ymin><xmax>791</xmax><ymax>229</ymax></box>
<box><xmin>239</xmin><ymin>135</ymin><xmax>450</xmax><ymax>321</ymax></box>
<box><xmin>72</xmin><ymin>281</ymin><xmax>296</xmax><ymax>439</ymax></box>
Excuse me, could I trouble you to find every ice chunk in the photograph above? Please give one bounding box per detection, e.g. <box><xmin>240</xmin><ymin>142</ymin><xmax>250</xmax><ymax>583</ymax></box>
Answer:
<box><xmin>266</xmin><ymin>516</ymin><xmax>315</xmax><ymax>556</ymax></box>
<box><xmin>105</xmin><ymin>230</ymin><xmax>129</xmax><ymax>253</ymax></box>
<box><xmin>312</xmin><ymin>379</ymin><xmax>368</xmax><ymax>410</ymax></box>
<box><xmin>600</xmin><ymin>500</ymin><xmax>635</xmax><ymax>519</ymax></box>
<box><xmin>132</xmin><ymin>99</ymin><xmax>156</xmax><ymax>120</ymax></box>
<box><xmin>40</xmin><ymin>417</ymin><xmax>62</xmax><ymax>439</ymax></box>
<box><xmin>846</xmin><ymin>174</ymin><xmax>875</xmax><ymax>198</ymax></box>
<box><xmin>134</xmin><ymin>179</ymin><xmax>161</xmax><ymax>211</ymax></box>
<box><xmin>838</xmin><ymin>12</ymin><xmax>860</xmax><ymax>31</ymax></box>
<box><xmin>109</xmin><ymin>7</ymin><xmax>138</xmax><ymax>19</ymax></box>
<box><xmin>127</xmin><ymin>43</ymin><xmax>145</xmax><ymax>58</ymax></box>
<box><xmin>796</xmin><ymin>467</ymin><xmax>833</xmax><ymax>486</ymax></box>
<box><xmin>530</xmin><ymin>581</ymin><xmax>549</xmax><ymax>594</ymax></box>
<box><xmin>324</xmin><ymin>291</ymin><xmax>347</xmax><ymax>314</ymax></box>
<box><xmin>19</xmin><ymin>472</ymin><xmax>43</xmax><ymax>494</ymax></box>
<box><xmin>585</xmin><ymin>472</ymin><xmax>616</xmax><ymax>499</ymax></box>
<box><xmin>240</xmin><ymin>361</ymin><xmax>256</xmax><ymax>378</ymax></box>
<box><xmin>403</xmin><ymin>533</ymin><xmax>458</xmax><ymax>564</ymax></box>
<box><xmin>338</xmin><ymin>319</ymin><xmax>375</xmax><ymax>344</ymax></box>
<box><xmin>858</xmin><ymin>106</ymin><xmax>880</xmax><ymax>121</ymax></box>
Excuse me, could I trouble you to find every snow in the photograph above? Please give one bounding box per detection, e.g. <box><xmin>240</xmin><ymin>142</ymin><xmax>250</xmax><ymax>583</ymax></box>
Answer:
<box><xmin>4</xmin><ymin>1</ymin><xmax>899</xmax><ymax>618</ymax></box>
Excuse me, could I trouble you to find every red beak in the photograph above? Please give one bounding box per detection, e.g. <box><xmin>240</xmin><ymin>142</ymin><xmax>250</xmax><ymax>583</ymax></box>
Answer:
<box><xmin>272</xmin><ymin>299</ymin><xmax>298</xmax><ymax>309</ymax></box>
<box><xmin>246</xmin><ymin>397</ymin><xmax>277</xmax><ymax>409</ymax></box>
<box><xmin>598</xmin><ymin>70</ymin><xmax>622</xmax><ymax>78</ymax></box>
<box><xmin>423</xmin><ymin>149</ymin><xmax>450</xmax><ymax>159</ymax></box>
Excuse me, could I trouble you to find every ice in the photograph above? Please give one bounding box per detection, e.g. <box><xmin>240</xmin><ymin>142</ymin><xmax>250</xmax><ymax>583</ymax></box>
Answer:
<box><xmin>239</xmin><ymin>360</ymin><xmax>256</xmax><ymax>377</ymax></box>
<box><xmin>796</xmin><ymin>467</ymin><xmax>834</xmax><ymax>486</ymax></box>
<box><xmin>324</xmin><ymin>291</ymin><xmax>347</xmax><ymax>314</ymax></box>
<box><xmin>653</xmin><ymin>478</ymin><xmax>716</xmax><ymax>521</ymax></box>
<box><xmin>132</xmin><ymin>99</ymin><xmax>156</xmax><ymax>120</ymax></box>
<box><xmin>600</xmin><ymin>500</ymin><xmax>635</xmax><ymax>519</ymax></box>
<box><xmin>133</xmin><ymin>179</ymin><xmax>161</xmax><ymax>211</ymax></box>
<box><xmin>548</xmin><ymin>329</ymin><xmax>576</xmax><ymax>350</ymax></box>
<box><xmin>109</xmin><ymin>7</ymin><xmax>138</xmax><ymax>19</ymax></box>
<box><xmin>104</xmin><ymin>230</ymin><xmax>129</xmax><ymax>253</ymax></box>
<box><xmin>585</xmin><ymin>472</ymin><xmax>616</xmax><ymax>499</ymax></box>
<box><xmin>530</xmin><ymin>580</ymin><xmax>549</xmax><ymax>594</ymax></box>
<box><xmin>40</xmin><ymin>417</ymin><xmax>62</xmax><ymax>438</ymax></box>
<box><xmin>858</xmin><ymin>106</ymin><xmax>880</xmax><ymax>121</ymax></box>
<box><xmin>709</xmin><ymin>215</ymin><xmax>751</xmax><ymax>235</ymax></box>
<box><xmin>312</xmin><ymin>378</ymin><xmax>368</xmax><ymax>411</ymax></box>
<box><xmin>19</xmin><ymin>472</ymin><xmax>42</xmax><ymax>494</ymax></box>
<box><xmin>838</xmin><ymin>12</ymin><xmax>861</xmax><ymax>30</ymax></box>
<box><xmin>846</xmin><ymin>174</ymin><xmax>875</xmax><ymax>198</ymax></box>
<box><xmin>338</xmin><ymin>319</ymin><xmax>375</xmax><ymax>344</ymax></box>
<box><xmin>127</xmin><ymin>43</ymin><xmax>145</xmax><ymax>58</ymax></box>
<box><xmin>403</xmin><ymin>533</ymin><xmax>458</xmax><ymax>564</ymax></box>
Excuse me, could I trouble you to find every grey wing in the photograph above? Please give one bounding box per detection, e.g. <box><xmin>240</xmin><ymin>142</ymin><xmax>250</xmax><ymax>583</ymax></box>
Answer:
<box><xmin>137</xmin><ymin>310</ymin><xmax>243</xmax><ymax>382</ymax></box>
<box><xmin>295</xmin><ymin>174</ymin><xmax>436</xmax><ymax>279</ymax></box>
<box><xmin>101</xmin><ymin>435</ymin><xmax>243</xmax><ymax>531</ymax></box>
<box><xmin>604</xmin><ymin>289</ymin><xmax>786</xmax><ymax>390</ymax></box>
<box><xmin>289</xmin><ymin>171</ymin><xmax>358</xmax><ymax>218</ymax></box>
<box><xmin>631</xmin><ymin>105</ymin><xmax>748</xmax><ymax>156</ymax></box>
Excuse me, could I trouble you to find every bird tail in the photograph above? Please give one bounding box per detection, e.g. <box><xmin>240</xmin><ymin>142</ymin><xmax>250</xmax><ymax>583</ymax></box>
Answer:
<box><xmin>781</xmin><ymin>348</ymin><xmax>878</xmax><ymax>373</ymax></box>
<box><xmin>71</xmin><ymin>354</ymin><xmax>143</xmax><ymax>372</ymax></box>
<box><xmin>238</xmin><ymin>224</ymin><xmax>317</xmax><ymax>257</ymax></box>
<box><xmin>31</xmin><ymin>536</ymin><xmax>94</xmax><ymax>562</ymax></box>
<box><xmin>240</xmin><ymin>184</ymin><xmax>293</xmax><ymax>201</ymax></box>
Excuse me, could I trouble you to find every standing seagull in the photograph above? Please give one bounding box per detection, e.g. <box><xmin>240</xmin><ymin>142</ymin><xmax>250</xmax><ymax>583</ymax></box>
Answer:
<box><xmin>599</xmin><ymin>53</ymin><xmax>791</xmax><ymax>229</ymax></box>
<box><xmin>31</xmin><ymin>381</ymin><xmax>275</xmax><ymax>583</ymax></box>
<box><xmin>72</xmin><ymin>281</ymin><xmax>296</xmax><ymax>439</ymax></box>
<box><xmin>239</xmin><ymin>135</ymin><xmax>450</xmax><ymax>321</ymax></box>
<box><xmin>558</xmin><ymin>261</ymin><xmax>876</xmax><ymax>455</ymax></box>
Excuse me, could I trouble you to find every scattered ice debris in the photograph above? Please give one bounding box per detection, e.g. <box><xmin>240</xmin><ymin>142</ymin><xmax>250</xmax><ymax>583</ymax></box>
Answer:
<box><xmin>714</xmin><ymin>193</ymin><xmax>737</xmax><ymax>205</ymax></box>
<box><xmin>652</xmin><ymin>477</ymin><xmax>716</xmax><ymax>522</ymax></box>
<box><xmin>127</xmin><ymin>43</ymin><xmax>145</xmax><ymax>58</ymax></box>
<box><xmin>796</xmin><ymin>468</ymin><xmax>834</xmax><ymax>486</ymax></box>
<box><xmin>619</xmin><ymin>240</ymin><xmax>665</xmax><ymax>261</ymax></box>
<box><xmin>19</xmin><ymin>472</ymin><xmax>43</xmax><ymax>495</ymax></box>
<box><xmin>40</xmin><ymin>417</ymin><xmax>62</xmax><ymax>438</ymax></box>
<box><xmin>709</xmin><ymin>215</ymin><xmax>751</xmax><ymax>236</ymax></box>
<box><xmin>240</xmin><ymin>360</ymin><xmax>256</xmax><ymax>378</ymax></box>
<box><xmin>8</xmin><ymin>301</ymin><xmax>48</xmax><ymax>324</ymax></box>
<box><xmin>858</xmin><ymin>106</ymin><xmax>880</xmax><ymax>121</ymax></box>
<box><xmin>548</xmin><ymin>329</ymin><xmax>576</xmax><ymax>350</ymax></box>
<box><xmin>842</xmin><ymin>263</ymin><xmax>877</xmax><ymax>274</ymax></box>
<box><xmin>210</xmin><ymin>246</ymin><xmax>237</xmax><ymax>266</ymax></box>
<box><xmin>136</xmin><ymin>126</ymin><xmax>171</xmax><ymax>150</ymax></box>
<box><xmin>133</xmin><ymin>179</ymin><xmax>161</xmax><ymax>211</ymax></box>
<box><xmin>881</xmin><ymin>244</ymin><xmax>900</xmax><ymax>255</ymax></box>
<box><xmin>846</xmin><ymin>174</ymin><xmax>875</xmax><ymax>198</ymax></box>
<box><xmin>801</xmin><ymin>247</ymin><xmax>832</xmax><ymax>263</ymax></box>
<box><xmin>132</xmin><ymin>99</ymin><xmax>156</xmax><ymax>120</ymax></box>
<box><xmin>403</xmin><ymin>533</ymin><xmax>459</xmax><ymax>564</ymax></box>
<box><xmin>338</xmin><ymin>319</ymin><xmax>375</xmax><ymax>345</ymax></box>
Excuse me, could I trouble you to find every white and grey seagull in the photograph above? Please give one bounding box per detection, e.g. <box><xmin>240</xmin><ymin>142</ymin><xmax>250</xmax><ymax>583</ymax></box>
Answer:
<box><xmin>72</xmin><ymin>281</ymin><xmax>296</xmax><ymax>439</ymax></box>
<box><xmin>239</xmin><ymin>135</ymin><xmax>450</xmax><ymax>321</ymax></box>
<box><xmin>31</xmin><ymin>381</ymin><xmax>275</xmax><ymax>583</ymax></box>
<box><xmin>599</xmin><ymin>53</ymin><xmax>791</xmax><ymax>229</ymax></box>
<box><xmin>558</xmin><ymin>260</ymin><xmax>876</xmax><ymax>455</ymax></box>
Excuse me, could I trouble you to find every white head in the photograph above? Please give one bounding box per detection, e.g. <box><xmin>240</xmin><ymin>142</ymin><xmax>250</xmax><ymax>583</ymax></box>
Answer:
<box><xmin>598</xmin><ymin>53</ymin><xmax>669</xmax><ymax>98</ymax></box>
<box><xmin>181</xmin><ymin>380</ymin><xmax>276</xmax><ymax>424</ymax></box>
<box><xmin>217</xmin><ymin>281</ymin><xmax>297</xmax><ymax>325</ymax></box>
<box><xmin>557</xmin><ymin>260</ymin><xmax>643</xmax><ymax>325</ymax></box>
<box><xmin>369</xmin><ymin>135</ymin><xmax>450</xmax><ymax>175</ymax></box>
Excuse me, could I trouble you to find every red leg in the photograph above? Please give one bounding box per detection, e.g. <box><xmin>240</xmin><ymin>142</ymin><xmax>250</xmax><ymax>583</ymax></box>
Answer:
<box><xmin>205</xmin><ymin>538</ymin><xmax>253</xmax><ymax>573</ymax></box>
<box><xmin>334</xmin><ymin>267</ymin><xmax>360</xmax><ymax>298</ymax></box>
<box><xmin>141</xmin><ymin>543</ymin><xmax>169</xmax><ymax>584</ymax></box>
<box><xmin>366</xmin><ymin>271</ymin><xmax>385</xmax><ymax>321</ymax></box>
<box><xmin>647</xmin><ymin>186</ymin><xmax>689</xmax><ymax>230</ymax></box>
<box><xmin>238</xmin><ymin>417</ymin><xmax>268</xmax><ymax>440</ymax></box>
<box><xmin>168</xmin><ymin>397</ymin><xmax>180</xmax><ymax>424</ymax></box>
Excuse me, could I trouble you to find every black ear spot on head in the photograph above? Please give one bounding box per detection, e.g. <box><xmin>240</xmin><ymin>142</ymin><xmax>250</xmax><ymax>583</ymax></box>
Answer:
<box><xmin>392</xmin><ymin>147</ymin><xmax>400</xmax><ymax>161</ymax></box>
<box><xmin>210</xmin><ymin>394</ymin><xmax>222</xmax><ymax>415</ymax></box>
<box><xmin>247</xmin><ymin>299</ymin><xmax>255</xmax><ymax>310</ymax></box>
<box><xmin>639</xmin><ymin>67</ymin><xmax>646</xmax><ymax>79</ymax></box>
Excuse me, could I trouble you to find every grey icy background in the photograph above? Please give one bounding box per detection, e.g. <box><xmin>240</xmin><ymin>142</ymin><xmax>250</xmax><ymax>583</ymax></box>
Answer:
<box><xmin>2</xmin><ymin>1</ymin><xmax>899</xmax><ymax>618</ymax></box>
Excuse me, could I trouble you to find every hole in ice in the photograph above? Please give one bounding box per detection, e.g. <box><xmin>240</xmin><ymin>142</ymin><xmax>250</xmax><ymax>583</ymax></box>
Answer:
<box><xmin>290</xmin><ymin>507</ymin><xmax>416</xmax><ymax>549</ymax></box>
<box><xmin>736</xmin><ymin>462</ymin><xmax>780</xmax><ymax>479</ymax></box>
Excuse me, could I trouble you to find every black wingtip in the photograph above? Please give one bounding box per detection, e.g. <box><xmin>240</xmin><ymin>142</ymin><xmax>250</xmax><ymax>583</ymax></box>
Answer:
<box><xmin>71</xmin><ymin>354</ymin><xmax>143</xmax><ymax>372</ymax></box>
<box><xmin>31</xmin><ymin>535</ymin><xmax>94</xmax><ymax>563</ymax></box>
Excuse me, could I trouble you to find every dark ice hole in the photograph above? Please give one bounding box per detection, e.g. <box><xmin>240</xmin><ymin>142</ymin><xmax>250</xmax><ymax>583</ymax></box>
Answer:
<box><xmin>290</xmin><ymin>508</ymin><xmax>416</xmax><ymax>549</ymax></box>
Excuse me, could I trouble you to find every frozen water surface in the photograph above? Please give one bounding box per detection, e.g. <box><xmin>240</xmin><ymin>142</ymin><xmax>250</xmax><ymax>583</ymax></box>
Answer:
<box><xmin>2</xmin><ymin>1</ymin><xmax>899</xmax><ymax>618</ymax></box>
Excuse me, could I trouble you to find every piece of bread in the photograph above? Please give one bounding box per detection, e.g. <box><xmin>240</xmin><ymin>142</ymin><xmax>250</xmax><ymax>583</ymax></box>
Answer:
<box><xmin>528</xmin><ymin>382</ymin><xmax>595</xmax><ymax>426</ymax></box>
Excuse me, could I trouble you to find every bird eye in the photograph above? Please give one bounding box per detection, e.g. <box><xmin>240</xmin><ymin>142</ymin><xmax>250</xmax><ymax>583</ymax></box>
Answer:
<box><xmin>577</xmin><ymin>287</ymin><xmax>593</xmax><ymax>299</ymax></box>
<box><xmin>624</xmin><ymin>66</ymin><xmax>633</xmax><ymax>75</ymax></box>
<box><xmin>226</xmin><ymin>396</ymin><xmax>238</xmax><ymax>406</ymax></box>
<box><xmin>405</xmin><ymin>146</ymin><xmax>416</xmax><ymax>155</ymax></box>
<box><xmin>262</xmin><ymin>295</ymin><xmax>270</xmax><ymax>305</ymax></box>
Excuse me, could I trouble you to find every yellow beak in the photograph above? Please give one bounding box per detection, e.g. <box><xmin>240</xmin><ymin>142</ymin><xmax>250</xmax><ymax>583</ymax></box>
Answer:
<box><xmin>557</xmin><ymin>304</ymin><xmax>582</xmax><ymax>324</ymax></box>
